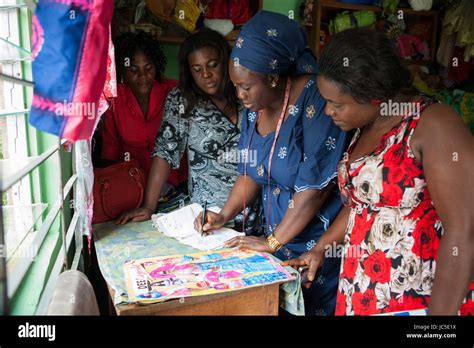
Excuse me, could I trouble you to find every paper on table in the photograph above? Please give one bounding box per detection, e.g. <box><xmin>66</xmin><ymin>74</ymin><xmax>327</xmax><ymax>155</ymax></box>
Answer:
<box><xmin>180</xmin><ymin>227</ymin><xmax>245</xmax><ymax>250</ymax></box>
<box><xmin>151</xmin><ymin>203</ymin><xmax>244</xmax><ymax>251</ymax></box>
<box><xmin>153</xmin><ymin>203</ymin><xmax>201</xmax><ymax>239</ymax></box>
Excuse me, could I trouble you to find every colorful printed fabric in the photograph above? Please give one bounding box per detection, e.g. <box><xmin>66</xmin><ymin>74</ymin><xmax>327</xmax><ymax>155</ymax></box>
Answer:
<box><xmin>439</xmin><ymin>89</ymin><xmax>474</xmax><ymax>134</ymax></box>
<box><xmin>124</xmin><ymin>249</ymin><xmax>295</xmax><ymax>302</ymax></box>
<box><xmin>29</xmin><ymin>0</ymin><xmax>113</xmax><ymax>141</ymax></box>
<box><xmin>230</xmin><ymin>10</ymin><xmax>318</xmax><ymax>75</ymax></box>
<box><xmin>336</xmin><ymin>97</ymin><xmax>474</xmax><ymax>315</ymax></box>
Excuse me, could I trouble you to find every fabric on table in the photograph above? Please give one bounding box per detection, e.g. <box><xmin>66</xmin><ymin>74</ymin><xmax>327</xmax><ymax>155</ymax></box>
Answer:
<box><xmin>92</xmin><ymin>220</ymin><xmax>303</xmax><ymax>314</ymax></box>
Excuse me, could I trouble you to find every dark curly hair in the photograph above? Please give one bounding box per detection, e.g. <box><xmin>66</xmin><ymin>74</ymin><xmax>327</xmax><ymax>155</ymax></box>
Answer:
<box><xmin>114</xmin><ymin>31</ymin><xmax>167</xmax><ymax>82</ymax></box>
<box><xmin>178</xmin><ymin>29</ymin><xmax>238</xmax><ymax>117</ymax></box>
<box><xmin>318</xmin><ymin>28</ymin><xmax>415</xmax><ymax>104</ymax></box>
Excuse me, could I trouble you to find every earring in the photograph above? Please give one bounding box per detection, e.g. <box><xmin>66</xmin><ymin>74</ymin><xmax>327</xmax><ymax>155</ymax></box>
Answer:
<box><xmin>120</xmin><ymin>76</ymin><xmax>124</xmax><ymax>84</ymax></box>
<box><xmin>270</xmin><ymin>80</ymin><xmax>278</xmax><ymax>88</ymax></box>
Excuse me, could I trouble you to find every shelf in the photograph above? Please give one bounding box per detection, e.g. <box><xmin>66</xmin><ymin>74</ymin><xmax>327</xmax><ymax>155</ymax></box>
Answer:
<box><xmin>320</xmin><ymin>0</ymin><xmax>437</xmax><ymax>16</ymax></box>
<box><xmin>157</xmin><ymin>36</ymin><xmax>187</xmax><ymax>44</ymax></box>
<box><xmin>157</xmin><ymin>35</ymin><xmax>236</xmax><ymax>46</ymax></box>
<box><xmin>311</xmin><ymin>0</ymin><xmax>438</xmax><ymax>62</ymax></box>
<box><xmin>406</xmin><ymin>59</ymin><xmax>433</xmax><ymax>65</ymax></box>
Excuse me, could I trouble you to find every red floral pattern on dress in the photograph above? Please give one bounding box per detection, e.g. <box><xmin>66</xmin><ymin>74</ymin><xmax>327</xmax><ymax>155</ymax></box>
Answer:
<box><xmin>460</xmin><ymin>298</ymin><xmax>474</xmax><ymax>316</ymax></box>
<box><xmin>335</xmin><ymin>99</ymin><xmax>474</xmax><ymax>315</ymax></box>
<box><xmin>341</xmin><ymin>246</ymin><xmax>360</xmax><ymax>280</ymax></box>
<box><xmin>352</xmin><ymin>289</ymin><xmax>377</xmax><ymax>315</ymax></box>
<box><xmin>411</xmin><ymin>221</ymin><xmax>440</xmax><ymax>260</ymax></box>
<box><xmin>350</xmin><ymin>209</ymin><xmax>374</xmax><ymax>245</ymax></box>
<box><xmin>336</xmin><ymin>291</ymin><xmax>347</xmax><ymax>315</ymax></box>
<box><xmin>362</xmin><ymin>250</ymin><xmax>392</xmax><ymax>284</ymax></box>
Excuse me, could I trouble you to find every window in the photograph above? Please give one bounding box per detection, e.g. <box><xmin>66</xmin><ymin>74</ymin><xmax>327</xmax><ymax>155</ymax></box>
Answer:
<box><xmin>0</xmin><ymin>0</ymin><xmax>81</xmax><ymax>315</ymax></box>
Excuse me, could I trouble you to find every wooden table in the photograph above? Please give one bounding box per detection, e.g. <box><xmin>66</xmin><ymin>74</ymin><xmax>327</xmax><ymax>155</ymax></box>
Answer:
<box><xmin>109</xmin><ymin>283</ymin><xmax>280</xmax><ymax>316</ymax></box>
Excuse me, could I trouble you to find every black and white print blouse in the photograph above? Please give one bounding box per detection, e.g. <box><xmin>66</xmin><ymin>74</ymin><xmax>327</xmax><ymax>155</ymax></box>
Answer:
<box><xmin>152</xmin><ymin>87</ymin><xmax>262</xmax><ymax>233</ymax></box>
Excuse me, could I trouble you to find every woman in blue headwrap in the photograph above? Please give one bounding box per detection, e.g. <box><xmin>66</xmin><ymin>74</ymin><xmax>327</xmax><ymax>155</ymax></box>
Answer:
<box><xmin>194</xmin><ymin>11</ymin><xmax>348</xmax><ymax>315</ymax></box>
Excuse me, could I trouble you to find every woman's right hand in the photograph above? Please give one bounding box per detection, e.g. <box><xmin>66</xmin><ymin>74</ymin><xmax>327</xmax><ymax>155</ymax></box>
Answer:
<box><xmin>282</xmin><ymin>244</ymin><xmax>326</xmax><ymax>289</ymax></box>
<box><xmin>194</xmin><ymin>211</ymin><xmax>227</xmax><ymax>235</ymax></box>
<box><xmin>115</xmin><ymin>207</ymin><xmax>153</xmax><ymax>225</ymax></box>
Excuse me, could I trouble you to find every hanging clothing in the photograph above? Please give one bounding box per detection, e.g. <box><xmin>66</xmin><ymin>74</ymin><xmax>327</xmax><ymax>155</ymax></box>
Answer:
<box><xmin>101</xmin><ymin>81</ymin><xmax>187</xmax><ymax>187</ymax></box>
<box><xmin>29</xmin><ymin>0</ymin><xmax>114</xmax><ymax>141</ymax></box>
<box><xmin>436</xmin><ymin>0</ymin><xmax>474</xmax><ymax>66</ymax></box>
<box><xmin>237</xmin><ymin>77</ymin><xmax>348</xmax><ymax>315</ymax></box>
<box><xmin>336</xmin><ymin>97</ymin><xmax>474</xmax><ymax>315</ymax></box>
<box><xmin>153</xmin><ymin>87</ymin><xmax>263</xmax><ymax>234</ymax></box>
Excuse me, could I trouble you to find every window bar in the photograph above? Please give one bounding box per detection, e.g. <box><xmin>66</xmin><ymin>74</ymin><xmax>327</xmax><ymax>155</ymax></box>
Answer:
<box><xmin>71</xmin><ymin>147</ymin><xmax>83</xmax><ymax>267</ymax></box>
<box><xmin>0</xmin><ymin>73</ymin><xmax>34</xmax><ymax>87</ymax></box>
<box><xmin>34</xmin><ymin>243</ymin><xmax>66</xmax><ymax>315</ymax></box>
<box><xmin>23</xmin><ymin>0</ymin><xmax>36</xmax><ymax>13</ymax></box>
<box><xmin>1</xmin><ymin>139</ymin><xmax>66</xmax><ymax>192</ymax></box>
<box><xmin>0</xmin><ymin>204</ymin><xmax>8</xmax><ymax>315</ymax></box>
<box><xmin>7</xmin><ymin>168</ymin><xmax>77</xmax><ymax>298</ymax></box>
<box><xmin>57</xmin><ymin>137</ymin><xmax>68</xmax><ymax>271</ymax></box>
<box><xmin>65</xmin><ymin>211</ymin><xmax>79</xmax><ymax>251</ymax></box>
<box><xmin>0</xmin><ymin>109</ymin><xmax>30</xmax><ymax>117</ymax></box>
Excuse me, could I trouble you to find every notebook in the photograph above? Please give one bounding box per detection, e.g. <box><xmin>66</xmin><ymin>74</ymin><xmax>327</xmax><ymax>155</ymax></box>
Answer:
<box><xmin>374</xmin><ymin>308</ymin><xmax>428</xmax><ymax>316</ymax></box>
<box><xmin>151</xmin><ymin>203</ymin><xmax>244</xmax><ymax>251</ymax></box>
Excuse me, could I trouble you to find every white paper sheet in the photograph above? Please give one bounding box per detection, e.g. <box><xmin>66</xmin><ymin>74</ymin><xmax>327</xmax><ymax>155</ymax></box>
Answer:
<box><xmin>151</xmin><ymin>203</ymin><xmax>244</xmax><ymax>251</ymax></box>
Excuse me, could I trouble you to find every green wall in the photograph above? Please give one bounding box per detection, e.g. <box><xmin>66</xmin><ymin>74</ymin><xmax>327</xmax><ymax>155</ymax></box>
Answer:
<box><xmin>162</xmin><ymin>0</ymin><xmax>304</xmax><ymax>79</ymax></box>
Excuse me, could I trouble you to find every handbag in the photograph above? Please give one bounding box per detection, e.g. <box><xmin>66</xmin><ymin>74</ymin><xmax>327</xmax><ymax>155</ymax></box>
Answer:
<box><xmin>92</xmin><ymin>159</ymin><xmax>147</xmax><ymax>224</ymax></box>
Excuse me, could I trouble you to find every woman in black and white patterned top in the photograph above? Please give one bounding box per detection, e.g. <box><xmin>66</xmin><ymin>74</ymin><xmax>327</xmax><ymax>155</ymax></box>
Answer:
<box><xmin>116</xmin><ymin>29</ymin><xmax>262</xmax><ymax>234</ymax></box>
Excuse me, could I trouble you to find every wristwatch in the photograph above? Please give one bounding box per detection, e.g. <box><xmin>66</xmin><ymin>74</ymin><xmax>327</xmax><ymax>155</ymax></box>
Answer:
<box><xmin>266</xmin><ymin>233</ymin><xmax>283</xmax><ymax>252</ymax></box>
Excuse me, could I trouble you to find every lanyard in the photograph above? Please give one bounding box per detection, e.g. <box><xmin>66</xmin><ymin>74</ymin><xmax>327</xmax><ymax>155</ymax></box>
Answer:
<box><xmin>243</xmin><ymin>77</ymin><xmax>292</xmax><ymax>234</ymax></box>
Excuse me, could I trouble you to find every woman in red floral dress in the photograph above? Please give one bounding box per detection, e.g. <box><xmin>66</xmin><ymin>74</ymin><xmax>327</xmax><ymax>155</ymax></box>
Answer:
<box><xmin>284</xmin><ymin>28</ymin><xmax>474</xmax><ymax>315</ymax></box>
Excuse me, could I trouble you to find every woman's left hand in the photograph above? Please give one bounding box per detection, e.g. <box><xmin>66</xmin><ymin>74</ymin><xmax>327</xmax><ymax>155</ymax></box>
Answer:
<box><xmin>225</xmin><ymin>236</ymin><xmax>274</xmax><ymax>253</ymax></box>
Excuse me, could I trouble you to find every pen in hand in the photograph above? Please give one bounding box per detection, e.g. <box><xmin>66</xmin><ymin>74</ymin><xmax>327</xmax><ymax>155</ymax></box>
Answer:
<box><xmin>201</xmin><ymin>202</ymin><xmax>207</xmax><ymax>236</ymax></box>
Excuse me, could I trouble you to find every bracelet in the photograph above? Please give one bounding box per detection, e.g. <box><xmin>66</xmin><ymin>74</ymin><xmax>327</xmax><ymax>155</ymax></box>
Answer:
<box><xmin>266</xmin><ymin>233</ymin><xmax>283</xmax><ymax>252</ymax></box>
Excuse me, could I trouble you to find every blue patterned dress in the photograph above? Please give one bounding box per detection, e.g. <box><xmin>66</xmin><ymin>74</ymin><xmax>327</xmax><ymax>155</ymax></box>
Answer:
<box><xmin>237</xmin><ymin>77</ymin><xmax>348</xmax><ymax>315</ymax></box>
